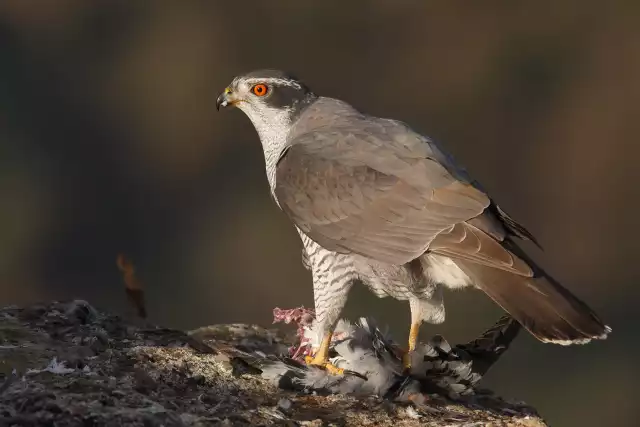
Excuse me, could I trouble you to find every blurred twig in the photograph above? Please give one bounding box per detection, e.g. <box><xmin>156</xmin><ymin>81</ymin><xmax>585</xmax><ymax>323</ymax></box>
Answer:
<box><xmin>116</xmin><ymin>253</ymin><xmax>147</xmax><ymax>319</ymax></box>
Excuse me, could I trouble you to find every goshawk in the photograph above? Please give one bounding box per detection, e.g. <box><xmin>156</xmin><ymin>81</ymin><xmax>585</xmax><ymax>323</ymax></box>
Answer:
<box><xmin>216</xmin><ymin>69</ymin><xmax>610</xmax><ymax>373</ymax></box>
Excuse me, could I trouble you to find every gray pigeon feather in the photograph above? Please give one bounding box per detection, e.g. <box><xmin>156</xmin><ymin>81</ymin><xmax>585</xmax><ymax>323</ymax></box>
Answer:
<box><xmin>255</xmin><ymin>314</ymin><xmax>520</xmax><ymax>400</ymax></box>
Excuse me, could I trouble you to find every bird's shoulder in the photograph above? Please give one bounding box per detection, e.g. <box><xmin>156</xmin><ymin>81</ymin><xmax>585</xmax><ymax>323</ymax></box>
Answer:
<box><xmin>283</xmin><ymin>97</ymin><xmax>474</xmax><ymax>186</ymax></box>
<box><xmin>289</xmin><ymin>97</ymin><xmax>424</xmax><ymax>143</ymax></box>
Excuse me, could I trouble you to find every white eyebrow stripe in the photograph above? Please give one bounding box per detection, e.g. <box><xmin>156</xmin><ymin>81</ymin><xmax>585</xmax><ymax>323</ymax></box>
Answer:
<box><xmin>243</xmin><ymin>77</ymin><xmax>302</xmax><ymax>89</ymax></box>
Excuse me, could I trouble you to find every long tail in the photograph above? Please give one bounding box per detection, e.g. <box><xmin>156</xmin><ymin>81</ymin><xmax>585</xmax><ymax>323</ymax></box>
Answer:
<box><xmin>452</xmin><ymin>242</ymin><xmax>610</xmax><ymax>345</ymax></box>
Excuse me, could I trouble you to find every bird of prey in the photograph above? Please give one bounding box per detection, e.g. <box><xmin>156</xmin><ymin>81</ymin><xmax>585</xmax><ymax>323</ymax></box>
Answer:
<box><xmin>216</xmin><ymin>69</ymin><xmax>610</xmax><ymax>374</ymax></box>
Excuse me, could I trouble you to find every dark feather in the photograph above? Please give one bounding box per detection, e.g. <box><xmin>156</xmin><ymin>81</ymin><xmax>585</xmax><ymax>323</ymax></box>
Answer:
<box><xmin>491</xmin><ymin>202</ymin><xmax>543</xmax><ymax>249</ymax></box>
<box><xmin>452</xmin><ymin>240</ymin><xmax>609</xmax><ymax>344</ymax></box>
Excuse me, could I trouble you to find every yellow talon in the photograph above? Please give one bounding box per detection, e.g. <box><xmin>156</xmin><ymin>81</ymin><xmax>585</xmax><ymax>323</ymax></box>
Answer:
<box><xmin>402</xmin><ymin>352</ymin><xmax>412</xmax><ymax>371</ymax></box>
<box><xmin>304</xmin><ymin>331</ymin><xmax>345</xmax><ymax>375</ymax></box>
<box><xmin>322</xmin><ymin>362</ymin><xmax>345</xmax><ymax>375</ymax></box>
<box><xmin>305</xmin><ymin>355</ymin><xmax>345</xmax><ymax>375</ymax></box>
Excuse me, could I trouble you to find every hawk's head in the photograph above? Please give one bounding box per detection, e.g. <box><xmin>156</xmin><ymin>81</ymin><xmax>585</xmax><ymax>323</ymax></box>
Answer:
<box><xmin>216</xmin><ymin>70</ymin><xmax>317</xmax><ymax>138</ymax></box>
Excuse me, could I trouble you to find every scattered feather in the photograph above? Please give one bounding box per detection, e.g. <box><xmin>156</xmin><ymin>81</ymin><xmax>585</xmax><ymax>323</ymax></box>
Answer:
<box><xmin>26</xmin><ymin>357</ymin><xmax>75</xmax><ymax>375</ymax></box>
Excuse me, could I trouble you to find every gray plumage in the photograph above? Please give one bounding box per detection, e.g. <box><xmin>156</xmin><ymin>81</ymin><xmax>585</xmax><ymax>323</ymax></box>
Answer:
<box><xmin>257</xmin><ymin>315</ymin><xmax>521</xmax><ymax>399</ymax></box>
<box><xmin>216</xmin><ymin>69</ymin><xmax>610</xmax><ymax>352</ymax></box>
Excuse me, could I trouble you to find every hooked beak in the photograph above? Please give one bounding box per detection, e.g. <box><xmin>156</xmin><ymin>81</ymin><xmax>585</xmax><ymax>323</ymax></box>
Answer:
<box><xmin>216</xmin><ymin>87</ymin><xmax>235</xmax><ymax>111</ymax></box>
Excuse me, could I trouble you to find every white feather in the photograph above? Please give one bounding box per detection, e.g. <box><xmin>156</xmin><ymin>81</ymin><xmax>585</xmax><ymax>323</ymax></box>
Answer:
<box><xmin>422</xmin><ymin>254</ymin><xmax>471</xmax><ymax>290</ymax></box>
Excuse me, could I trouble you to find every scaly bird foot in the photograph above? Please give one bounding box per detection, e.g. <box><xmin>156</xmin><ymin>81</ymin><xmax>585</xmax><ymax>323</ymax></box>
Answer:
<box><xmin>402</xmin><ymin>350</ymin><xmax>413</xmax><ymax>373</ymax></box>
<box><xmin>402</xmin><ymin>321</ymin><xmax>421</xmax><ymax>374</ymax></box>
<box><xmin>305</xmin><ymin>355</ymin><xmax>345</xmax><ymax>375</ymax></box>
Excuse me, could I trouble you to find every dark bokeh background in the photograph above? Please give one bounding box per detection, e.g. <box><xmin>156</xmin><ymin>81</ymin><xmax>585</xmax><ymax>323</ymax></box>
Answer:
<box><xmin>1</xmin><ymin>2</ymin><xmax>638</xmax><ymax>426</ymax></box>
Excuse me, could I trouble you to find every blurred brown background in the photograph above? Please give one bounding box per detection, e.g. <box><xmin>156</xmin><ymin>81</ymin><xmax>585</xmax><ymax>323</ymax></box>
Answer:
<box><xmin>0</xmin><ymin>1</ymin><xmax>638</xmax><ymax>426</ymax></box>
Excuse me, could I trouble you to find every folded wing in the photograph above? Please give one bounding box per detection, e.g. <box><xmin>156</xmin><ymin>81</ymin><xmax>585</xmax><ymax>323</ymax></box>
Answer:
<box><xmin>275</xmin><ymin>101</ymin><xmax>489</xmax><ymax>265</ymax></box>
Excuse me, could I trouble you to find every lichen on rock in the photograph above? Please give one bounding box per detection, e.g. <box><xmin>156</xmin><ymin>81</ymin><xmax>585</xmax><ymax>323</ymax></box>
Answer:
<box><xmin>0</xmin><ymin>300</ymin><xmax>546</xmax><ymax>426</ymax></box>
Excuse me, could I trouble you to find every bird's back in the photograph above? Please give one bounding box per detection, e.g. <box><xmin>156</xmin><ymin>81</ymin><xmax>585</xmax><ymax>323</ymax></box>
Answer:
<box><xmin>287</xmin><ymin>97</ymin><xmax>477</xmax><ymax>188</ymax></box>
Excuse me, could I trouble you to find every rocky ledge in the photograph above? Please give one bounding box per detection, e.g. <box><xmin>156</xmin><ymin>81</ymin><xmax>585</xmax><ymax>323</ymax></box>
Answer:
<box><xmin>0</xmin><ymin>300</ymin><xmax>546</xmax><ymax>426</ymax></box>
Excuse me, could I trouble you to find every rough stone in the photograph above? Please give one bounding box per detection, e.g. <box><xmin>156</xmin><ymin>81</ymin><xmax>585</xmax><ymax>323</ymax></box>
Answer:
<box><xmin>0</xmin><ymin>300</ymin><xmax>547</xmax><ymax>426</ymax></box>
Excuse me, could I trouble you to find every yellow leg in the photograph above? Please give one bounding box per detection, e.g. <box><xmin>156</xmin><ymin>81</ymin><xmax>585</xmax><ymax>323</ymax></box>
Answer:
<box><xmin>408</xmin><ymin>322</ymin><xmax>420</xmax><ymax>352</ymax></box>
<box><xmin>304</xmin><ymin>332</ymin><xmax>344</xmax><ymax>375</ymax></box>
<box><xmin>402</xmin><ymin>322</ymin><xmax>421</xmax><ymax>371</ymax></box>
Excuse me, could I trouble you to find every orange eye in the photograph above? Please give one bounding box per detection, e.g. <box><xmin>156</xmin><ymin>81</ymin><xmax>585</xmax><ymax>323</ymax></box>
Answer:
<box><xmin>252</xmin><ymin>84</ymin><xmax>268</xmax><ymax>96</ymax></box>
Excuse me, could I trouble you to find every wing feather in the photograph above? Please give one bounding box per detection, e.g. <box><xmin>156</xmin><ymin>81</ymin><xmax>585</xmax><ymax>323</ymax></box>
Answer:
<box><xmin>275</xmin><ymin>98</ymin><xmax>491</xmax><ymax>265</ymax></box>
<box><xmin>430</xmin><ymin>223</ymin><xmax>533</xmax><ymax>276</ymax></box>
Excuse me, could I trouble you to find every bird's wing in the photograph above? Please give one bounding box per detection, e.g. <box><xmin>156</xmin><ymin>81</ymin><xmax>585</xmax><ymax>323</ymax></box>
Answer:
<box><xmin>275</xmin><ymin>99</ymin><xmax>527</xmax><ymax>268</ymax></box>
